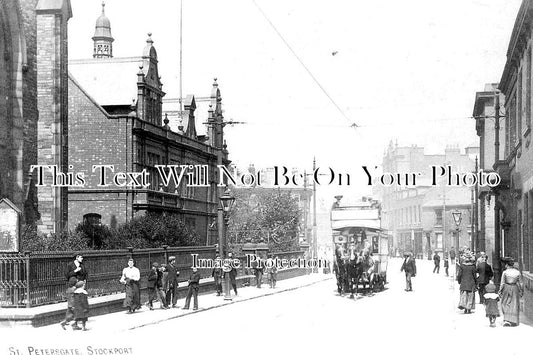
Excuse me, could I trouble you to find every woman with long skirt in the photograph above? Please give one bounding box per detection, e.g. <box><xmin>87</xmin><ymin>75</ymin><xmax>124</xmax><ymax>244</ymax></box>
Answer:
<box><xmin>499</xmin><ymin>258</ymin><xmax>523</xmax><ymax>326</ymax></box>
<box><xmin>457</xmin><ymin>252</ymin><xmax>477</xmax><ymax>313</ymax></box>
<box><xmin>120</xmin><ymin>258</ymin><xmax>141</xmax><ymax>313</ymax></box>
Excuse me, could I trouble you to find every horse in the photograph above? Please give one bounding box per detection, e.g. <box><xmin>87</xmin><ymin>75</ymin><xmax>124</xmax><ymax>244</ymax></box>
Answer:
<box><xmin>346</xmin><ymin>253</ymin><xmax>365</xmax><ymax>297</ymax></box>
<box><xmin>333</xmin><ymin>248</ymin><xmax>348</xmax><ymax>294</ymax></box>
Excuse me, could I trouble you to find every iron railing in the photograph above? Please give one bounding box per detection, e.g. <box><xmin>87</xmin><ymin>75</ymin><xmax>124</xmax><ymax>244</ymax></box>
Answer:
<box><xmin>0</xmin><ymin>247</ymin><xmax>304</xmax><ymax>308</ymax></box>
<box><xmin>0</xmin><ymin>246</ymin><xmax>216</xmax><ymax>308</ymax></box>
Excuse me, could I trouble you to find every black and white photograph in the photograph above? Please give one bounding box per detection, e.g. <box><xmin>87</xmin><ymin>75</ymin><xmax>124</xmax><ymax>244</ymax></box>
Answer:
<box><xmin>0</xmin><ymin>0</ymin><xmax>532</xmax><ymax>354</ymax></box>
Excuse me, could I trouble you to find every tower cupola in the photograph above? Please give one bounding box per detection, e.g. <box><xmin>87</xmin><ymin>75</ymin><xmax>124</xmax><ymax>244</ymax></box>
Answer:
<box><xmin>92</xmin><ymin>2</ymin><xmax>114</xmax><ymax>58</ymax></box>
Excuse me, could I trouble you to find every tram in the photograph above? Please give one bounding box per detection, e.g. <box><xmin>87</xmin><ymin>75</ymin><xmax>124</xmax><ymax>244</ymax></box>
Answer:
<box><xmin>331</xmin><ymin>196</ymin><xmax>389</xmax><ymax>295</ymax></box>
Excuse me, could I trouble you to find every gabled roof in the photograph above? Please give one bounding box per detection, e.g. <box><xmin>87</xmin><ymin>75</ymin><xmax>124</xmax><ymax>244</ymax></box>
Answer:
<box><xmin>69</xmin><ymin>57</ymin><xmax>142</xmax><ymax>106</ymax></box>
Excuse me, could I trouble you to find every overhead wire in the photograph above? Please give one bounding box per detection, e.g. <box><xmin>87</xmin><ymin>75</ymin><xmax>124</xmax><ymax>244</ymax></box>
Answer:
<box><xmin>251</xmin><ymin>0</ymin><xmax>358</xmax><ymax>128</ymax></box>
<box><xmin>229</xmin><ymin>116</ymin><xmax>478</xmax><ymax>129</ymax></box>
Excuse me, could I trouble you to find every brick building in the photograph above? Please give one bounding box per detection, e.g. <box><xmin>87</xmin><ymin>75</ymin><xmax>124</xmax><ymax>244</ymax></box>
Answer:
<box><xmin>66</xmin><ymin>6</ymin><xmax>229</xmax><ymax>245</ymax></box>
<box><xmin>375</xmin><ymin>143</ymin><xmax>478</xmax><ymax>259</ymax></box>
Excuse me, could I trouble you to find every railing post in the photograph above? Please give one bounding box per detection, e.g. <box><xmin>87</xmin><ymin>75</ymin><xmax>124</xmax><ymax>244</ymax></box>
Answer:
<box><xmin>24</xmin><ymin>252</ymin><xmax>31</xmax><ymax>308</ymax></box>
<box><xmin>163</xmin><ymin>245</ymin><xmax>168</xmax><ymax>263</ymax></box>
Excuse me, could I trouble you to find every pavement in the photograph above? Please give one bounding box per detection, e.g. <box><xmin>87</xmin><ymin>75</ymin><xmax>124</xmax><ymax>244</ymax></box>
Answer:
<box><xmin>3</xmin><ymin>271</ymin><xmax>332</xmax><ymax>335</ymax></box>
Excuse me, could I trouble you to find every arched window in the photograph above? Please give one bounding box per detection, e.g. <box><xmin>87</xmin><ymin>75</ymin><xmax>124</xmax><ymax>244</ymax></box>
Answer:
<box><xmin>83</xmin><ymin>213</ymin><xmax>102</xmax><ymax>226</ymax></box>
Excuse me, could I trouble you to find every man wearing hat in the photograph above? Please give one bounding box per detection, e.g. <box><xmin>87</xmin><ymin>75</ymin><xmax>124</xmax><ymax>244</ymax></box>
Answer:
<box><xmin>165</xmin><ymin>256</ymin><xmax>180</xmax><ymax>307</ymax></box>
<box><xmin>183</xmin><ymin>267</ymin><xmax>201</xmax><ymax>310</ymax></box>
<box><xmin>400</xmin><ymin>252</ymin><xmax>416</xmax><ymax>291</ymax></box>
<box><xmin>147</xmin><ymin>262</ymin><xmax>160</xmax><ymax>310</ymax></box>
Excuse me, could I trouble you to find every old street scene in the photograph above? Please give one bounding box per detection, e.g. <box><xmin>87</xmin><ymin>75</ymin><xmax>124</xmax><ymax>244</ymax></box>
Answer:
<box><xmin>1</xmin><ymin>0</ymin><xmax>533</xmax><ymax>354</ymax></box>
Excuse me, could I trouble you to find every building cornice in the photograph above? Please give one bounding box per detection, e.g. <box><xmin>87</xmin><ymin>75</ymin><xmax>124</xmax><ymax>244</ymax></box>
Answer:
<box><xmin>500</xmin><ymin>0</ymin><xmax>533</xmax><ymax>94</ymax></box>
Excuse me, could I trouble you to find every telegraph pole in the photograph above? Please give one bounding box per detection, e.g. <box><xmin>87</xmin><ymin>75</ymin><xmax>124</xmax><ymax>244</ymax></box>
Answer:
<box><xmin>303</xmin><ymin>171</ymin><xmax>308</xmax><ymax>245</ymax></box>
<box><xmin>474</xmin><ymin>156</ymin><xmax>478</xmax><ymax>251</ymax></box>
<box><xmin>312</xmin><ymin>158</ymin><xmax>317</xmax><ymax>272</ymax></box>
<box><xmin>493</xmin><ymin>91</ymin><xmax>502</xmax><ymax>286</ymax></box>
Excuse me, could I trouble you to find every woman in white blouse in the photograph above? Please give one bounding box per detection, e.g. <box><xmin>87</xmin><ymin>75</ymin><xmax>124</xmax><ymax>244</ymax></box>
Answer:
<box><xmin>499</xmin><ymin>258</ymin><xmax>524</xmax><ymax>326</ymax></box>
<box><xmin>120</xmin><ymin>258</ymin><xmax>141</xmax><ymax>313</ymax></box>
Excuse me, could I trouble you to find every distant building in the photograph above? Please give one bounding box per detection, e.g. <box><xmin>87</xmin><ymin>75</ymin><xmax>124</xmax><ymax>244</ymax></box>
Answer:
<box><xmin>375</xmin><ymin>143</ymin><xmax>478</xmax><ymax>259</ymax></box>
<box><xmin>66</xmin><ymin>5</ymin><xmax>230</xmax><ymax>245</ymax></box>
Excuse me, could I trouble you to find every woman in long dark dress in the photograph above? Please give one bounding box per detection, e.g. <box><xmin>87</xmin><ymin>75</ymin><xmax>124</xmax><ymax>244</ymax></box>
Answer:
<box><xmin>499</xmin><ymin>258</ymin><xmax>523</xmax><ymax>326</ymax></box>
<box><xmin>120</xmin><ymin>258</ymin><xmax>141</xmax><ymax>313</ymax></box>
<box><xmin>457</xmin><ymin>252</ymin><xmax>477</xmax><ymax>313</ymax></box>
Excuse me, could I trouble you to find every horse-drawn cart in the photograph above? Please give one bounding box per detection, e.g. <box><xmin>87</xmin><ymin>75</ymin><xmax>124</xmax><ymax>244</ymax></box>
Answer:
<box><xmin>331</xmin><ymin>197</ymin><xmax>389</xmax><ymax>296</ymax></box>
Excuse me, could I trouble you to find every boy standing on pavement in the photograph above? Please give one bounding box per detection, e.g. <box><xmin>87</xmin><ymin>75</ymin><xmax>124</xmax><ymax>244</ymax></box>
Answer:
<box><xmin>158</xmin><ymin>264</ymin><xmax>169</xmax><ymax>309</ymax></box>
<box><xmin>212</xmin><ymin>255</ymin><xmax>223</xmax><ymax>296</ymax></box>
<box><xmin>147</xmin><ymin>262</ymin><xmax>159</xmax><ymax>310</ymax></box>
<box><xmin>183</xmin><ymin>267</ymin><xmax>201</xmax><ymax>310</ymax></box>
<box><xmin>227</xmin><ymin>252</ymin><xmax>238</xmax><ymax>296</ymax></box>
<box><xmin>266</xmin><ymin>256</ymin><xmax>277</xmax><ymax>289</ymax></box>
<box><xmin>165</xmin><ymin>256</ymin><xmax>180</xmax><ymax>308</ymax></box>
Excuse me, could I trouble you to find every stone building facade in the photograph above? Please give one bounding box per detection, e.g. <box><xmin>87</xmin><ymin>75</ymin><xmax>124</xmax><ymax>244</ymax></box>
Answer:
<box><xmin>492</xmin><ymin>0</ymin><xmax>533</xmax><ymax>321</ymax></box>
<box><xmin>375</xmin><ymin>143</ymin><xmax>478</xmax><ymax>259</ymax></box>
<box><xmin>472</xmin><ymin>83</ymin><xmax>506</xmax><ymax>264</ymax></box>
<box><xmin>0</xmin><ymin>0</ymin><xmax>71</xmax><ymax>234</ymax></box>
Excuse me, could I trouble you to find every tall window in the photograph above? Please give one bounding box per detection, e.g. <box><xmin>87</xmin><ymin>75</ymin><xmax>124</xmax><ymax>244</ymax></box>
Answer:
<box><xmin>435</xmin><ymin>233</ymin><xmax>443</xmax><ymax>249</ymax></box>
<box><xmin>147</xmin><ymin>152</ymin><xmax>161</xmax><ymax>190</ymax></box>
<box><xmin>507</xmin><ymin>94</ymin><xmax>517</xmax><ymax>155</ymax></box>
<box><xmin>436</xmin><ymin>209</ymin><xmax>443</xmax><ymax>226</ymax></box>
<box><xmin>527</xmin><ymin>48</ymin><xmax>532</xmax><ymax>130</ymax></box>
<box><xmin>517</xmin><ymin>70</ymin><xmax>522</xmax><ymax>140</ymax></box>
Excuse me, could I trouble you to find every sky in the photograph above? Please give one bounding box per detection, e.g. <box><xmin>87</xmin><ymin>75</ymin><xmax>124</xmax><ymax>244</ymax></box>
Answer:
<box><xmin>68</xmin><ymin>0</ymin><xmax>523</xmax><ymax>202</ymax></box>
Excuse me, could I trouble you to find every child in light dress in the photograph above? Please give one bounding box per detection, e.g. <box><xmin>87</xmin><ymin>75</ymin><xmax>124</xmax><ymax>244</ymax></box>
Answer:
<box><xmin>484</xmin><ymin>280</ymin><xmax>500</xmax><ymax>327</ymax></box>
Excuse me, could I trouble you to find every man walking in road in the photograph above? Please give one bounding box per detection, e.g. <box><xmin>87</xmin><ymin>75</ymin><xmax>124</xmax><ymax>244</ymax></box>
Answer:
<box><xmin>400</xmin><ymin>252</ymin><xmax>416</xmax><ymax>291</ymax></box>
<box><xmin>165</xmin><ymin>256</ymin><xmax>180</xmax><ymax>308</ymax></box>
<box><xmin>433</xmin><ymin>251</ymin><xmax>441</xmax><ymax>274</ymax></box>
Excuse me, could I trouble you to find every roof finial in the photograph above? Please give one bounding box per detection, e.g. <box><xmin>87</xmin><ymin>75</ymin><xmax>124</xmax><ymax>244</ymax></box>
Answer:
<box><xmin>102</xmin><ymin>1</ymin><xmax>105</xmax><ymax>13</ymax></box>
<box><xmin>146</xmin><ymin>32</ymin><xmax>153</xmax><ymax>44</ymax></box>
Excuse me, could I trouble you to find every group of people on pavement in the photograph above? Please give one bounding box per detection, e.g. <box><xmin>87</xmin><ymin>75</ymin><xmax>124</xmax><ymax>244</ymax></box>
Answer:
<box><xmin>59</xmin><ymin>251</ymin><xmax>280</xmax><ymax>330</ymax></box>
<box><xmin>454</xmin><ymin>248</ymin><xmax>524</xmax><ymax>327</ymax></box>
<box><xmin>403</xmin><ymin>247</ymin><xmax>525</xmax><ymax>328</ymax></box>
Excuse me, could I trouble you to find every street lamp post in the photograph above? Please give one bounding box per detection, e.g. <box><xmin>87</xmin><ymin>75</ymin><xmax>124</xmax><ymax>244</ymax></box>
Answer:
<box><xmin>219</xmin><ymin>189</ymin><xmax>235</xmax><ymax>301</ymax></box>
<box><xmin>452</xmin><ymin>209</ymin><xmax>462</xmax><ymax>253</ymax></box>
